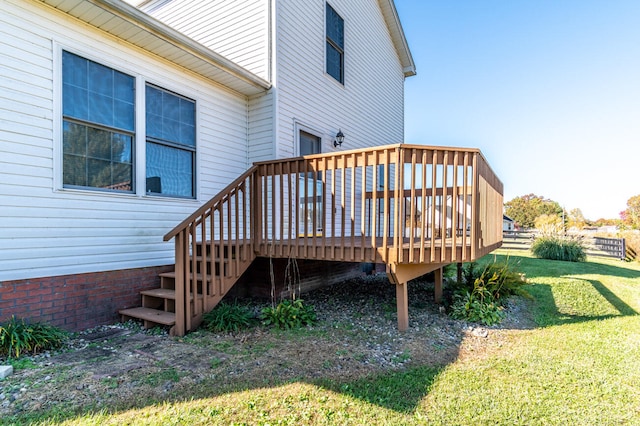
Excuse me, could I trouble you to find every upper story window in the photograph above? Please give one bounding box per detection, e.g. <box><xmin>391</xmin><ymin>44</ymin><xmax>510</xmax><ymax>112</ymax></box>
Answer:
<box><xmin>326</xmin><ymin>3</ymin><xmax>344</xmax><ymax>84</ymax></box>
<box><xmin>61</xmin><ymin>51</ymin><xmax>196</xmax><ymax>198</ymax></box>
<box><xmin>62</xmin><ymin>51</ymin><xmax>135</xmax><ymax>192</ymax></box>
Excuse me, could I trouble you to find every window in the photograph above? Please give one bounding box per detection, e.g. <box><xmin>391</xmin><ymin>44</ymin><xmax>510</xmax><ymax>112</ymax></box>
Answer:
<box><xmin>326</xmin><ymin>3</ymin><xmax>344</xmax><ymax>84</ymax></box>
<box><xmin>145</xmin><ymin>85</ymin><xmax>196</xmax><ymax>198</ymax></box>
<box><xmin>61</xmin><ymin>51</ymin><xmax>196</xmax><ymax>198</ymax></box>
<box><xmin>62</xmin><ymin>51</ymin><xmax>135</xmax><ymax>191</ymax></box>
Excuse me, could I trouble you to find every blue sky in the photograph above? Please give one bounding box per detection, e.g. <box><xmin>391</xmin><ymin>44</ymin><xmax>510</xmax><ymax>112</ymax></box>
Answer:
<box><xmin>395</xmin><ymin>0</ymin><xmax>640</xmax><ymax>220</ymax></box>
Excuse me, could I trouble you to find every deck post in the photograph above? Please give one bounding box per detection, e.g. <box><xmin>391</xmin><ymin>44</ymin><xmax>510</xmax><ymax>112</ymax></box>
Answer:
<box><xmin>174</xmin><ymin>232</ymin><xmax>186</xmax><ymax>337</ymax></box>
<box><xmin>396</xmin><ymin>281</ymin><xmax>409</xmax><ymax>331</ymax></box>
<box><xmin>434</xmin><ymin>267</ymin><xmax>443</xmax><ymax>304</ymax></box>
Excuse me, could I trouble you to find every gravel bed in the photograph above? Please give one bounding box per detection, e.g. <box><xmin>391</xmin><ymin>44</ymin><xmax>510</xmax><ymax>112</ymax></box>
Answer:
<box><xmin>0</xmin><ymin>274</ymin><xmax>534</xmax><ymax>419</ymax></box>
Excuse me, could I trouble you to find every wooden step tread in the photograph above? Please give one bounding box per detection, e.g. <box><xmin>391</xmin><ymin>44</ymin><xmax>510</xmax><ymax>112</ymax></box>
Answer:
<box><xmin>140</xmin><ymin>288</ymin><xmax>175</xmax><ymax>299</ymax></box>
<box><xmin>119</xmin><ymin>307</ymin><xmax>175</xmax><ymax>325</ymax></box>
<box><xmin>159</xmin><ymin>271</ymin><xmax>213</xmax><ymax>281</ymax></box>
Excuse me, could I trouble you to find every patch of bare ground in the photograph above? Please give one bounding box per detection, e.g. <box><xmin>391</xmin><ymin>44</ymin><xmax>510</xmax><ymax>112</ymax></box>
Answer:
<box><xmin>0</xmin><ymin>274</ymin><xmax>536</xmax><ymax>419</ymax></box>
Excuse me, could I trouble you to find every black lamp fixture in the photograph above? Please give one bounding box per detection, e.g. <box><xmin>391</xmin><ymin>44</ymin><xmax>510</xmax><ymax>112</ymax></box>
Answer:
<box><xmin>333</xmin><ymin>129</ymin><xmax>345</xmax><ymax>148</ymax></box>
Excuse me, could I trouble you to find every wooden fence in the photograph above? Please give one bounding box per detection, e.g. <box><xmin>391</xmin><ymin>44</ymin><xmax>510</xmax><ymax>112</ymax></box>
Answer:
<box><xmin>501</xmin><ymin>231</ymin><xmax>627</xmax><ymax>260</ymax></box>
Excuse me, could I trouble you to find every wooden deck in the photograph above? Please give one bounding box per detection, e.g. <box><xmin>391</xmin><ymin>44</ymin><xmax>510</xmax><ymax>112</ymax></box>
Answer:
<box><xmin>122</xmin><ymin>144</ymin><xmax>504</xmax><ymax>336</ymax></box>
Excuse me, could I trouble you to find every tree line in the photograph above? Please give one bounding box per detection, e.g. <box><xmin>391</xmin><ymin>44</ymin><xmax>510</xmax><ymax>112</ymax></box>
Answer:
<box><xmin>504</xmin><ymin>193</ymin><xmax>640</xmax><ymax>230</ymax></box>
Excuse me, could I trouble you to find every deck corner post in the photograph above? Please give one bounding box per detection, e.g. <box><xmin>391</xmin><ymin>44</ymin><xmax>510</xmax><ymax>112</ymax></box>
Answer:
<box><xmin>396</xmin><ymin>280</ymin><xmax>409</xmax><ymax>331</ymax></box>
<box><xmin>434</xmin><ymin>267</ymin><xmax>443</xmax><ymax>304</ymax></box>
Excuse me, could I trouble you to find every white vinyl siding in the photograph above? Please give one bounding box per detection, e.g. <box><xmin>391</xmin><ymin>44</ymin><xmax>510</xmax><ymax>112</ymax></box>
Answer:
<box><xmin>248</xmin><ymin>91</ymin><xmax>276</xmax><ymax>163</ymax></box>
<box><xmin>0</xmin><ymin>0</ymin><xmax>250</xmax><ymax>281</ymax></box>
<box><xmin>139</xmin><ymin>0</ymin><xmax>270</xmax><ymax>81</ymax></box>
<box><xmin>275</xmin><ymin>0</ymin><xmax>405</xmax><ymax>158</ymax></box>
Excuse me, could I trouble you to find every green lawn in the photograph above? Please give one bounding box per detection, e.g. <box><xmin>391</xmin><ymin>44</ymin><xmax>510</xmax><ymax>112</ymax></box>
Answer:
<box><xmin>15</xmin><ymin>252</ymin><xmax>640</xmax><ymax>425</ymax></box>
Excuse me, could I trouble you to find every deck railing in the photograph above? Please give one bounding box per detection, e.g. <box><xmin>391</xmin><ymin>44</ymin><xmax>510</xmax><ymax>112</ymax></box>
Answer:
<box><xmin>164</xmin><ymin>144</ymin><xmax>503</xmax><ymax>334</ymax></box>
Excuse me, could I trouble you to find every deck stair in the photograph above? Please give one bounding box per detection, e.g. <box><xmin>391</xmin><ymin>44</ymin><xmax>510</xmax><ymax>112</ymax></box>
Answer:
<box><xmin>120</xmin><ymin>240</ymin><xmax>252</xmax><ymax>335</ymax></box>
<box><xmin>120</xmin><ymin>144</ymin><xmax>503</xmax><ymax>336</ymax></box>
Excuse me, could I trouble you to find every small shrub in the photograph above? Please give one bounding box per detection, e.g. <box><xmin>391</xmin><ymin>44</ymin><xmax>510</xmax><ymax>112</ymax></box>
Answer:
<box><xmin>450</xmin><ymin>268</ymin><xmax>506</xmax><ymax>326</ymax></box>
<box><xmin>447</xmin><ymin>258</ymin><xmax>528</xmax><ymax>325</ymax></box>
<box><xmin>450</xmin><ymin>291</ymin><xmax>505</xmax><ymax>325</ymax></box>
<box><xmin>0</xmin><ymin>316</ymin><xmax>68</xmax><ymax>358</ymax></box>
<box><xmin>202</xmin><ymin>302</ymin><xmax>255</xmax><ymax>333</ymax></box>
<box><xmin>261</xmin><ymin>299</ymin><xmax>317</xmax><ymax>329</ymax></box>
<box><xmin>454</xmin><ymin>259</ymin><xmax>529</xmax><ymax>301</ymax></box>
<box><xmin>531</xmin><ymin>236</ymin><xmax>586</xmax><ymax>262</ymax></box>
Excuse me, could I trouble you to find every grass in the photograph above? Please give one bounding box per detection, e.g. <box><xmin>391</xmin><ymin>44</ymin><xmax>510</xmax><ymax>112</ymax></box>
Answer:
<box><xmin>5</xmin><ymin>251</ymin><xmax>640</xmax><ymax>425</ymax></box>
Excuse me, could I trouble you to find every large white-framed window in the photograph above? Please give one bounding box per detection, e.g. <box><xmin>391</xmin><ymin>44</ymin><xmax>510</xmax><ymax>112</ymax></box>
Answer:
<box><xmin>60</xmin><ymin>50</ymin><xmax>196</xmax><ymax>198</ymax></box>
<box><xmin>62</xmin><ymin>51</ymin><xmax>135</xmax><ymax>192</ymax></box>
<box><xmin>325</xmin><ymin>3</ymin><xmax>344</xmax><ymax>84</ymax></box>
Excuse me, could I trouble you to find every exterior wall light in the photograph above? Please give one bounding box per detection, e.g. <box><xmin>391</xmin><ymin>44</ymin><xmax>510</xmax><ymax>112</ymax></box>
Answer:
<box><xmin>333</xmin><ymin>129</ymin><xmax>345</xmax><ymax>148</ymax></box>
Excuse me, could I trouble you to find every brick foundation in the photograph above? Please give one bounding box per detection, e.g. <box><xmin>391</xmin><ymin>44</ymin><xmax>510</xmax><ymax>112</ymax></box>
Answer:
<box><xmin>0</xmin><ymin>265</ymin><xmax>173</xmax><ymax>331</ymax></box>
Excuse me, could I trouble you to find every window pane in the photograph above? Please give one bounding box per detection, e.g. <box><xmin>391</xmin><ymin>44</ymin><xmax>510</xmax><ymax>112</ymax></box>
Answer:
<box><xmin>326</xmin><ymin>5</ymin><xmax>344</xmax><ymax>49</ymax></box>
<box><xmin>63</xmin><ymin>120</ymin><xmax>133</xmax><ymax>192</ymax></box>
<box><xmin>63</xmin><ymin>83</ymin><xmax>88</xmax><ymax>119</ymax></box>
<box><xmin>88</xmin><ymin>94</ymin><xmax>113</xmax><ymax>128</ymax></box>
<box><xmin>326</xmin><ymin>42</ymin><xmax>343</xmax><ymax>83</ymax></box>
<box><xmin>62</xmin><ymin>51</ymin><xmax>134</xmax><ymax>132</ymax></box>
<box><xmin>62</xmin><ymin>121</ymin><xmax>87</xmax><ymax>156</ymax></box>
<box><xmin>87</xmin><ymin>158</ymin><xmax>113</xmax><ymax>188</ymax></box>
<box><xmin>146</xmin><ymin>142</ymin><xmax>193</xmax><ymax>198</ymax></box>
<box><xmin>114</xmin><ymin>99</ymin><xmax>135</xmax><ymax>131</ymax></box>
<box><xmin>145</xmin><ymin>84</ymin><xmax>195</xmax><ymax>147</ymax></box>
<box><xmin>88</xmin><ymin>61</ymin><xmax>113</xmax><ymax>97</ymax></box>
<box><xmin>62</xmin><ymin>52</ymin><xmax>87</xmax><ymax>87</ymax></box>
<box><xmin>63</xmin><ymin>154</ymin><xmax>87</xmax><ymax>187</ymax></box>
<box><xmin>87</xmin><ymin>127</ymin><xmax>111</xmax><ymax>160</ymax></box>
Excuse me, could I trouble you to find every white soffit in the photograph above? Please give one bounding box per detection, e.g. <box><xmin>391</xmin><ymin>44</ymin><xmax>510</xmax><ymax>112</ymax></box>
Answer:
<box><xmin>379</xmin><ymin>0</ymin><xmax>416</xmax><ymax>77</ymax></box>
<box><xmin>37</xmin><ymin>0</ymin><xmax>271</xmax><ymax>96</ymax></box>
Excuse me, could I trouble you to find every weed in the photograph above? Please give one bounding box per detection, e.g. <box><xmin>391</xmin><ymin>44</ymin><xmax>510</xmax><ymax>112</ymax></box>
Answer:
<box><xmin>392</xmin><ymin>350</ymin><xmax>411</xmax><ymax>364</ymax></box>
<box><xmin>210</xmin><ymin>357</ymin><xmax>223</xmax><ymax>368</ymax></box>
<box><xmin>143</xmin><ymin>368</ymin><xmax>180</xmax><ymax>387</ymax></box>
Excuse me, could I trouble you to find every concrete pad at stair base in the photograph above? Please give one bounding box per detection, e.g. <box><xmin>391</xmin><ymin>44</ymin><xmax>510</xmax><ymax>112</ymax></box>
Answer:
<box><xmin>0</xmin><ymin>365</ymin><xmax>13</xmax><ymax>379</ymax></box>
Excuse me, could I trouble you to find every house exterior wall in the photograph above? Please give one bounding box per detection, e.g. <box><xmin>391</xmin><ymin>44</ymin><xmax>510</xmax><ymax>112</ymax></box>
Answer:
<box><xmin>274</xmin><ymin>0</ymin><xmax>406</xmax><ymax>157</ymax></box>
<box><xmin>136</xmin><ymin>0</ymin><xmax>270</xmax><ymax>82</ymax></box>
<box><xmin>1</xmin><ymin>0</ymin><xmax>412</xmax><ymax>329</ymax></box>
<box><xmin>0</xmin><ymin>0</ymin><xmax>251</xmax><ymax>283</ymax></box>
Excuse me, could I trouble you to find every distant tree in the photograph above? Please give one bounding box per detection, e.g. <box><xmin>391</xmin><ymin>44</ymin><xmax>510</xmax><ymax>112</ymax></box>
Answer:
<box><xmin>622</xmin><ymin>195</ymin><xmax>640</xmax><ymax>229</ymax></box>
<box><xmin>504</xmin><ymin>194</ymin><xmax>563</xmax><ymax>229</ymax></box>
<box><xmin>535</xmin><ymin>214</ymin><xmax>564</xmax><ymax>236</ymax></box>
<box><xmin>567</xmin><ymin>208</ymin><xmax>586</xmax><ymax>230</ymax></box>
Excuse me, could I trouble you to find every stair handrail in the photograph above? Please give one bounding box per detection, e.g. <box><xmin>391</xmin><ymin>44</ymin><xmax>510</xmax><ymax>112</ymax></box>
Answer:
<box><xmin>163</xmin><ymin>165</ymin><xmax>260</xmax><ymax>242</ymax></box>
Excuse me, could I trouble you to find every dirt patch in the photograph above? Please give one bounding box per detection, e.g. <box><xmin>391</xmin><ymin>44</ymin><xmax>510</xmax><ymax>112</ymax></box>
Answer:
<box><xmin>0</xmin><ymin>274</ymin><xmax>536</xmax><ymax>418</ymax></box>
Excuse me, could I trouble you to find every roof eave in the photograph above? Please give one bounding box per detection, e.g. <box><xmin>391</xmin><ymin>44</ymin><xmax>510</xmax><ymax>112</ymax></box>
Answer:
<box><xmin>378</xmin><ymin>0</ymin><xmax>416</xmax><ymax>78</ymax></box>
<box><xmin>37</xmin><ymin>0</ymin><xmax>271</xmax><ymax>96</ymax></box>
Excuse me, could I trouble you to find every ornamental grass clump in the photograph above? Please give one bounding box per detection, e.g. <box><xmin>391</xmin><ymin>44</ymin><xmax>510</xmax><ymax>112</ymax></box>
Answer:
<box><xmin>531</xmin><ymin>236</ymin><xmax>586</xmax><ymax>262</ymax></box>
<box><xmin>0</xmin><ymin>316</ymin><xmax>68</xmax><ymax>358</ymax></box>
